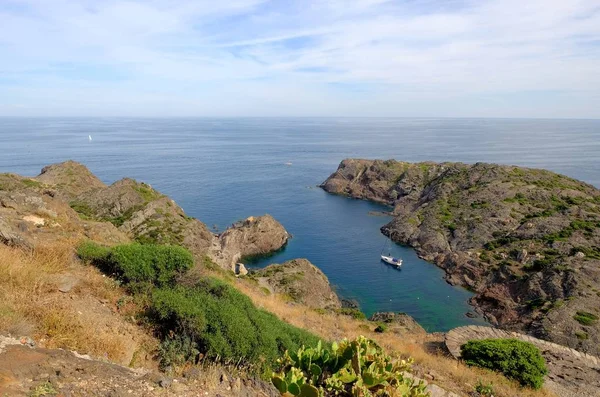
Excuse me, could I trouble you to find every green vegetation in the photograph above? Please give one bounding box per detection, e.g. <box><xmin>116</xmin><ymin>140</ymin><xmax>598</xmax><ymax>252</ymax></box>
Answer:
<box><xmin>334</xmin><ymin>308</ymin><xmax>366</xmax><ymax>320</ymax></box>
<box><xmin>543</xmin><ymin>220</ymin><xmax>600</xmax><ymax>244</ymax></box>
<box><xmin>374</xmin><ymin>324</ymin><xmax>387</xmax><ymax>333</ymax></box>
<box><xmin>503</xmin><ymin>192</ymin><xmax>528</xmax><ymax>205</ymax></box>
<box><xmin>272</xmin><ymin>336</ymin><xmax>428</xmax><ymax>397</ymax></box>
<box><xmin>151</xmin><ymin>279</ymin><xmax>321</xmax><ymax>373</ymax></box>
<box><xmin>29</xmin><ymin>381</ymin><xmax>57</xmax><ymax>397</ymax></box>
<box><xmin>133</xmin><ymin>217</ymin><xmax>185</xmax><ymax>245</ymax></box>
<box><xmin>475</xmin><ymin>380</ymin><xmax>495</xmax><ymax>397</ymax></box>
<box><xmin>573</xmin><ymin>311</ymin><xmax>599</xmax><ymax>326</ymax></box>
<box><xmin>110</xmin><ymin>244</ymin><xmax>193</xmax><ymax>286</ymax></box>
<box><xmin>69</xmin><ymin>200</ymin><xmax>96</xmax><ymax>219</ymax></box>
<box><xmin>483</xmin><ymin>235</ymin><xmax>519</xmax><ymax>250</ymax></box>
<box><xmin>69</xmin><ymin>200</ymin><xmax>145</xmax><ymax>227</ymax></box>
<box><xmin>22</xmin><ymin>179</ymin><xmax>42</xmax><ymax>188</ymax></box>
<box><xmin>575</xmin><ymin>331</ymin><xmax>589</xmax><ymax>340</ymax></box>
<box><xmin>76</xmin><ymin>240</ymin><xmax>111</xmax><ymax>263</ymax></box>
<box><xmin>461</xmin><ymin>339</ymin><xmax>547</xmax><ymax>389</ymax></box>
<box><xmin>470</xmin><ymin>200</ymin><xmax>489</xmax><ymax>209</ymax></box>
<box><xmin>133</xmin><ymin>182</ymin><xmax>162</xmax><ymax>202</ymax></box>
<box><xmin>77</xmin><ymin>241</ymin><xmax>321</xmax><ymax>375</ymax></box>
<box><xmin>571</xmin><ymin>246</ymin><xmax>600</xmax><ymax>260</ymax></box>
<box><xmin>157</xmin><ymin>334</ymin><xmax>200</xmax><ymax>370</ymax></box>
<box><xmin>78</xmin><ymin>241</ymin><xmax>193</xmax><ymax>288</ymax></box>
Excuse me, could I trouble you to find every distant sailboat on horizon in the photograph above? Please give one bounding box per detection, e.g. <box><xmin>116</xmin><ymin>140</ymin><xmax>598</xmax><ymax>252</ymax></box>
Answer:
<box><xmin>88</xmin><ymin>135</ymin><xmax>92</xmax><ymax>141</ymax></box>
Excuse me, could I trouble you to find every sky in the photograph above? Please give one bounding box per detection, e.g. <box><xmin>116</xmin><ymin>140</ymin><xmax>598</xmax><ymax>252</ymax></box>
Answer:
<box><xmin>0</xmin><ymin>0</ymin><xmax>599</xmax><ymax>118</ymax></box>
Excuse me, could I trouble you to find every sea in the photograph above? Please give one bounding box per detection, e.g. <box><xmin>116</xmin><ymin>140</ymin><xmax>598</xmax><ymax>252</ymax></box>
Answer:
<box><xmin>1</xmin><ymin>117</ymin><xmax>599</xmax><ymax>332</ymax></box>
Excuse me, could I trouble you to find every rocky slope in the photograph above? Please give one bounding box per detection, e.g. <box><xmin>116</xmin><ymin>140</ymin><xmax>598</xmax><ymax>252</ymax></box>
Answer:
<box><xmin>0</xmin><ymin>171</ymin><xmax>128</xmax><ymax>248</ymax></box>
<box><xmin>250</xmin><ymin>258</ymin><xmax>341</xmax><ymax>310</ymax></box>
<box><xmin>0</xmin><ymin>161</ymin><xmax>289</xmax><ymax>273</ymax></box>
<box><xmin>322</xmin><ymin>159</ymin><xmax>600</xmax><ymax>354</ymax></box>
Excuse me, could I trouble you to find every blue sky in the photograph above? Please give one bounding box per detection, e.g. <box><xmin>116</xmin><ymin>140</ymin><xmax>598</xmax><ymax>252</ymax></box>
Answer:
<box><xmin>0</xmin><ymin>0</ymin><xmax>599</xmax><ymax>117</ymax></box>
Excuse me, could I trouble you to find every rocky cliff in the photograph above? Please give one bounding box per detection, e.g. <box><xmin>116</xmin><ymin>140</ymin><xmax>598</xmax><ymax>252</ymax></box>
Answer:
<box><xmin>0</xmin><ymin>161</ymin><xmax>289</xmax><ymax>273</ymax></box>
<box><xmin>322</xmin><ymin>159</ymin><xmax>600</xmax><ymax>354</ymax></box>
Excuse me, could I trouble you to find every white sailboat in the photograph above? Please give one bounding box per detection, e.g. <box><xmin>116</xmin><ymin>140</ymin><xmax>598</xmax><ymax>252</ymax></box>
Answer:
<box><xmin>88</xmin><ymin>135</ymin><xmax>92</xmax><ymax>141</ymax></box>
<box><xmin>381</xmin><ymin>255</ymin><xmax>402</xmax><ymax>267</ymax></box>
<box><xmin>380</xmin><ymin>231</ymin><xmax>402</xmax><ymax>267</ymax></box>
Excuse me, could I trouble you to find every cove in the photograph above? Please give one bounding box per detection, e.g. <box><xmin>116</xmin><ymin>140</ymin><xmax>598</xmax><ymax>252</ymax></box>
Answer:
<box><xmin>248</xmin><ymin>189</ymin><xmax>487</xmax><ymax>332</ymax></box>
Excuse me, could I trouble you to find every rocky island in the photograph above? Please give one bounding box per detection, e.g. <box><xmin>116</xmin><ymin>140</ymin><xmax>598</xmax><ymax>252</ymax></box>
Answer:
<box><xmin>322</xmin><ymin>159</ymin><xmax>600</xmax><ymax>355</ymax></box>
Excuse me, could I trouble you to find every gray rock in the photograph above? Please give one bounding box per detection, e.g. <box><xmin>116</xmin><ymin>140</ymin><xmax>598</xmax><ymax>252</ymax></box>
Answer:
<box><xmin>158</xmin><ymin>377</ymin><xmax>172</xmax><ymax>388</ymax></box>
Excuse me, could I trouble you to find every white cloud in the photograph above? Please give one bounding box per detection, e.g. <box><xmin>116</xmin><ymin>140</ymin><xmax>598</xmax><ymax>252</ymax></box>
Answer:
<box><xmin>0</xmin><ymin>0</ymin><xmax>599</xmax><ymax>117</ymax></box>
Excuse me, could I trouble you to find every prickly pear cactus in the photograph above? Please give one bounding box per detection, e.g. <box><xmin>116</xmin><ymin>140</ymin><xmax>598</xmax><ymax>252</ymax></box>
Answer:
<box><xmin>272</xmin><ymin>336</ymin><xmax>429</xmax><ymax>396</ymax></box>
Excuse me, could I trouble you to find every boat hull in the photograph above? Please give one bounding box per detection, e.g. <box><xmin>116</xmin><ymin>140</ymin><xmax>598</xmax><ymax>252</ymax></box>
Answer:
<box><xmin>381</xmin><ymin>255</ymin><xmax>402</xmax><ymax>267</ymax></box>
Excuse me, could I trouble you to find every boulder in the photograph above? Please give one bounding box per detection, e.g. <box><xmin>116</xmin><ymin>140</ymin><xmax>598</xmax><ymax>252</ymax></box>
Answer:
<box><xmin>368</xmin><ymin>312</ymin><xmax>426</xmax><ymax>335</ymax></box>
<box><xmin>252</xmin><ymin>259</ymin><xmax>341</xmax><ymax>309</ymax></box>
<box><xmin>0</xmin><ymin>218</ymin><xmax>30</xmax><ymax>249</ymax></box>
<box><xmin>214</xmin><ymin>215</ymin><xmax>289</xmax><ymax>270</ymax></box>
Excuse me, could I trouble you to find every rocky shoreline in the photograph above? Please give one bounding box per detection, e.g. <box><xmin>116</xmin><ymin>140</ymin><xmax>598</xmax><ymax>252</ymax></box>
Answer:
<box><xmin>321</xmin><ymin>158</ymin><xmax>600</xmax><ymax>355</ymax></box>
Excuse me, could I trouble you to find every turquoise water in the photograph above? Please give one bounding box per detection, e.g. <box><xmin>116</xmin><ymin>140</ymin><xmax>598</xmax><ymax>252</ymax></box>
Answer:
<box><xmin>1</xmin><ymin>117</ymin><xmax>599</xmax><ymax>331</ymax></box>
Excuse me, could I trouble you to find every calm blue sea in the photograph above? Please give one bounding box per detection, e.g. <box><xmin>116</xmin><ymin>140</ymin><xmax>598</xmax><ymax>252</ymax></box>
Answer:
<box><xmin>1</xmin><ymin>117</ymin><xmax>599</xmax><ymax>332</ymax></box>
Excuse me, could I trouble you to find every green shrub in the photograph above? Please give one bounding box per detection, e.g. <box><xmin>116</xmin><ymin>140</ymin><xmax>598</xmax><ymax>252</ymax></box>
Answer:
<box><xmin>158</xmin><ymin>334</ymin><xmax>200</xmax><ymax>371</ymax></box>
<box><xmin>76</xmin><ymin>241</ymin><xmax>193</xmax><ymax>287</ymax></box>
<box><xmin>69</xmin><ymin>201</ymin><xmax>96</xmax><ymax>219</ymax></box>
<box><xmin>475</xmin><ymin>379</ymin><xmax>494</xmax><ymax>396</ymax></box>
<box><xmin>574</xmin><ymin>311</ymin><xmax>599</xmax><ymax>326</ymax></box>
<box><xmin>374</xmin><ymin>324</ymin><xmax>387</xmax><ymax>333</ymax></box>
<box><xmin>334</xmin><ymin>308</ymin><xmax>366</xmax><ymax>320</ymax></box>
<box><xmin>150</xmin><ymin>278</ymin><xmax>321</xmax><ymax>373</ymax></box>
<box><xmin>524</xmin><ymin>255</ymin><xmax>559</xmax><ymax>272</ymax></box>
<box><xmin>461</xmin><ymin>338</ymin><xmax>547</xmax><ymax>389</ymax></box>
<box><xmin>76</xmin><ymin>241</ymin><xmax>111</xmax><ymax>263</ymax></box>
<box><xmin>272</xmin><ymin>336</ymin><xmax>428</xmax><ymax>396</ymax></box>
<box><xmin>110</xmin><ymin>244</ymin><xmax>193</xmax><ymax>286</ymax></box>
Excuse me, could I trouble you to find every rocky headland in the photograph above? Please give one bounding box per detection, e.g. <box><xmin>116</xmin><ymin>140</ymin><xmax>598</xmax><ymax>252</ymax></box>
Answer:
<box><xmin>250</xmin><ymin>258</ymin><xmax>341</xmax><ymax>310</ymax></box>
<box><xmin>0</xmin><ymin>161</ymin><xmax>289</xmax><ymax>275</ymax></box>
<box><xmin>322</xmin><ymin>159</ymin><xmax>600</xmax><ymax>355</ymax></box>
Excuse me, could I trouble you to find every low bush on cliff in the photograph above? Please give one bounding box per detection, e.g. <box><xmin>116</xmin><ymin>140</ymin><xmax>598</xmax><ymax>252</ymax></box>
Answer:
<box><xmin>271</xmin><ymin>335</ymin><xmax>428</xmax><ymax>396</ymax></box>
<box><xmin>77</xmin><ymin>241</ymin><xmax>193</xmax><ymax>287</ymax></box>
<box><xmin>461</xmin><ymin>339</ymin><xmax>547</xmax><ymax>389</ymax></box>
<box><xmin>76</xmin><ymin>240</ymin><xmax>111</xmax><ymax>263</ymax></box>
<box><xmin>151</xmin><ymin>278</ymin><xmax>321</xmax><ymax>373</ymax></box>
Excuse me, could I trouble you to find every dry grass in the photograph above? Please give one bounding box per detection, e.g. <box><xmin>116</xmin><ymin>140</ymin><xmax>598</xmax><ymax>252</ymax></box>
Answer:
<box><xmin>230</xmin><ymin>277</ymin><xmax>556</xmax><ymax>397</ymax></box>
<box><xmin>0</xmin><ymin>241</ymin><xmax>153</xmax><ymax>364</ymax></box>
